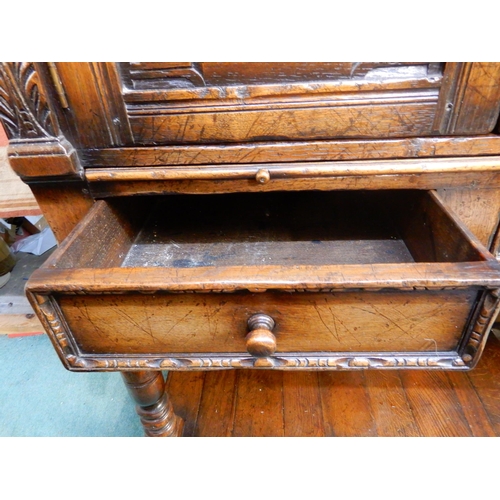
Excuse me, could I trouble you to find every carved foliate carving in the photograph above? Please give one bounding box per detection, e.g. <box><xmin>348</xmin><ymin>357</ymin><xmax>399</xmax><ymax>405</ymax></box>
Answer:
<box><xmin>0</xmin><ymin>62</ymin><xmax>56</xmax><ymax>140</ymax></box>
<box><xmin>0</xmin><ymin>63</ymin><xmax>83</xmax><ymax>179</ymax></box>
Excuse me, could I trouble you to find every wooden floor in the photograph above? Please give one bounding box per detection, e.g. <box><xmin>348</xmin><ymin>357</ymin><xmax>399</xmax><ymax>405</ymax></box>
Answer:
<box><xmin>166</xmin><ymin>331</ymin><xmax>500</xmax><ymax>437</ymax></box>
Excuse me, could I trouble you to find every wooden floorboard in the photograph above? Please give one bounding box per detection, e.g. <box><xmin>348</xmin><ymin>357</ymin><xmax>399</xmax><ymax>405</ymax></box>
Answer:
<box><xmin>232</xmin><ymin>370</ymin><xmax>285</xmax><ymax>437</ymax></box>
<box><xmin>0</xmin><ymin>314</ymin><xmax>44</xmax><ymax>336</ymax></box>
<box><xmin>445</xmin><ymin>371</ymin><xmax>496</xmax><ymax>437</ymax></box>
<box><xmin>166</xmin><ymin>334</ymin><xmax>500</xmax><ymax>437</ymax></box>
<box><xmin>399</xmin><ymin>370</ymin><xmax>473</xmax><ymax>437</ymax></box>
<box><xmin>466</xmin><ymin>333</ymin><xmax>500</xmax><ymax>435</ymax></box>
<box><xmin>364</xmin><ymin>371</ymin><xmax>420</xmax><ymax>437</ymax></box>
<box><xmin>319</xmin><ymin>371</ymin><xmax>377</xmax><ymax>437</ymax></box>
<box><xmin>283</xmin><ymin>372</ymin><xmax>324</xmax><ymax>437</ymax></box>
<box><xmin>195</xmin><ymin>370</ymin><xmax>238</xmax><ymax>437</ymax></box>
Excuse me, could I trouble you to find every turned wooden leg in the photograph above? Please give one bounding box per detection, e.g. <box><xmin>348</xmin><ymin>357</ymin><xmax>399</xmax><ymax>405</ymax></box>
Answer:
<box><xmin>122</xmin><ymin>371</ymin><xmax>184</xmax><ymax>437</ymax></box>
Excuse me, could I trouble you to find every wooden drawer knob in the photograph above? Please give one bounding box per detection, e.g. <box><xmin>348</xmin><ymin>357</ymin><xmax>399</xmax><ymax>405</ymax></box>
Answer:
<box><xmin>255</xmin><ymin>169</ymin><xmax>270</xmax><ymax>184</ymax></box>
<box><xmin>246</xmin><ymin>314</ymin><xmax>276</xmax><ymax>357</ymax></box>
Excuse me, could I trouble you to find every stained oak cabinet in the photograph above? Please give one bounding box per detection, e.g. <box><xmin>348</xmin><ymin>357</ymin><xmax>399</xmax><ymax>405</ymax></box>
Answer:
<box><xmin>1</xmin><ymin>62</ymin><xmax>500</xmax><ymax>437</ymax></box>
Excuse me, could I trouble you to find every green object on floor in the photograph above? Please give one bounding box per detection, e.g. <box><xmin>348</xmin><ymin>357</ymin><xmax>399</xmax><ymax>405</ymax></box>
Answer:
<box><xmin>0</xmin><ymin>334</ymin><xmax>143</xmax><ymax>437</ymax></box>
<box><xmin>0</xmin><ymin>238</ymin><xmax>15</xmax><ymax>278</ymax></box>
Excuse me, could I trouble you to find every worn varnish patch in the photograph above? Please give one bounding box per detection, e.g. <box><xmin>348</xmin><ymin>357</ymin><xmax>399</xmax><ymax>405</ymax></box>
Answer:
<box><xmin>123</xmin><ymin>239</ymin><xmax>415</xmax><ymax>268</ymax></box>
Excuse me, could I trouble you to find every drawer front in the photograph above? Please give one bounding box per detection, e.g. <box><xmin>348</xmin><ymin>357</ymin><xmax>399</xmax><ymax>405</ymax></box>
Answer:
<box><xmin>29</xmin><ymin>286</ymin><xmax>500</xmax><ymax>371</ymax></box>
<box><xmin>57</xmin><ymin>289</ymin><xmax>475</xmax><ymax>355</ymax></box>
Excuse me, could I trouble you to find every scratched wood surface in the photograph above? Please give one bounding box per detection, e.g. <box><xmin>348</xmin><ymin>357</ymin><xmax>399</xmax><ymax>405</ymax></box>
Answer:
<box><xmin>57</xmin><ymin>289</ymin><xmax>476</xmax><ymax>354</ymax></box>
<box><xmin>436</xmin><ymin>187</ymin><xmax>500</xmax><ymax>249</ymax></box>
<box><xmin>80</xmin><ymin>136</ymin><xmax>500</xmax><ymax>169</ymax></box>
<box><xmin>128</xmin><ymin>101</ymin><xmax>439</xmax><ymax>145</ymax></box>
<box><xmin>165</xmin><ymin>332</ymin><xmax>500</xmax><ymax>437</ymax></box>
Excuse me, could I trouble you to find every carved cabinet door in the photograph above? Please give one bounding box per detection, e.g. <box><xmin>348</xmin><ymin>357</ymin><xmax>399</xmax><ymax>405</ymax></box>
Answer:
<box><xmin>10</xmin><ymin>62</ymin><xmax>497</xmax><ymax>149</ymax></box>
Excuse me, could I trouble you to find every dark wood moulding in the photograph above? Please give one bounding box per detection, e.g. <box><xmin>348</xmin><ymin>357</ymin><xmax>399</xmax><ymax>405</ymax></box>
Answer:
<box><xmin>81</xmin><ymin>136</ymin><xmax>500</xmax><ymax>168</ymax></box>
<box><xmin>88</xmin><ymin>173</ymin><xmax>500</xmax><ymax>198</ymax></box>
<box><xmin>82</xmin><ymin>156</ymin><xmax>500</xmax><ymax>198</ymax></box>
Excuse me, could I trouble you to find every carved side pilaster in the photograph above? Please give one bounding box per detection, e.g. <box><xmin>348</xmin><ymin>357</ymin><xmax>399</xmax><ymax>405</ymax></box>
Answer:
<box><xmin>0</xmin><ymin>62</ymin><xmax>82</xmax><ymax>179</ymax></box>
<box><xmin>28</xmin><ymin>293</ymin><xmax>78</xmax><ymax>368</ymax></box>
<box><xmin>0</xmin><ymin>62</ymin><xmax>56</xmax><ymax>139</ymax></box>
<box><xmin>462</xmin><ymin>288</ymin><xmax>500</xmax><ymax>367</ymax></box>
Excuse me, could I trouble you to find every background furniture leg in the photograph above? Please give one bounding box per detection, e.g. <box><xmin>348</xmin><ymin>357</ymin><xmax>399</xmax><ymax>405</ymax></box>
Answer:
<box><xmin>121</xmin><ymin>371</ymin><xmax>183</xmax><ymax>437</ymax></box>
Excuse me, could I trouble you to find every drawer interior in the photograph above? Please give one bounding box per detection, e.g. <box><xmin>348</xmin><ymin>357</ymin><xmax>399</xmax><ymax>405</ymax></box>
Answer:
<box><xmin>49</xmin><ymin>189</ymin><xmax>492</xmax><ymax>271</ymax></box>
<box><xmin>123</xmin><ymin>191</ymin><xmax>415</xmax><ymax>268</ymax></box>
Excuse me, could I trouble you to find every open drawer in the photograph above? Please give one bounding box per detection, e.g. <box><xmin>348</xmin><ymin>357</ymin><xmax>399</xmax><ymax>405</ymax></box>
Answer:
<box><xmin>27</xmin><ymin>190</ymin><xmax>500</xmax><ymax>372</ymax></box>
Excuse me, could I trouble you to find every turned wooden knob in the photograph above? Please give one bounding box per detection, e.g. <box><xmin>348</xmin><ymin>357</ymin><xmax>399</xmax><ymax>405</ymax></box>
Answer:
<box><xmin>246</xmin><ymin>313</ymin><xmax>276</xmax><ymax>357</ymax></box>
<box><xmin>255</xmin><ymin>169</ymin><xmax>271</xmax><ymax>184</ymax></box>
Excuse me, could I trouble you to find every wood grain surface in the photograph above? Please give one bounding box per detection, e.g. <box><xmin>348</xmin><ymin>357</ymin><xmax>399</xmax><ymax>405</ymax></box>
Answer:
<box><xmin>89</xmin><ymin>172</ymin><xmax>500</xmax><ymax>198</ymax></box>
<box><xmin>57</xmin><ymin>289</ymin><xmax>476</xmax><ymax>355</ymax></box>
<box><xmin>436</xmin><ymin>188</ymin><xmax>500</xmax><ymax>249</ymax></box>
<box><xmin>129</xmin><ymin>100</ymin><xmax>439</xmax><ymax>145</ymax></box>
<box><xmin>28</xmin><ymin>181</ymin><xmax>94</xmax><ymax>243</ymax></box>
<box><xmin>123</xmin><ymin>62</ymin><xmax>438</xmax><ymax>89</ymax></box>
<box><xmin>0</xmin><ymin>314</ymin><xmax>44</xmax><ymax>336</ymax></box>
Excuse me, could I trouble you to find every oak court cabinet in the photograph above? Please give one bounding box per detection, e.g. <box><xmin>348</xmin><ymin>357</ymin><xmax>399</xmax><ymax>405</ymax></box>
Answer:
<box><xmin>2</xmin><ymin>62</ymin><xmax>500</xmax><ymax>436</ymax></box>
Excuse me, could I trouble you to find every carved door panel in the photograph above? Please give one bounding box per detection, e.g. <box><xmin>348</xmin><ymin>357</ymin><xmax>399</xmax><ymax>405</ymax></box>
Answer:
<box><xmin>4</xmin><ymin>62</ymin><xmax>499</xmax><ymax>149</ymax></box>
<box><xmin>51</xmin><ymin>62</ymin><xmax>500</xmax><ymax>147</ymax></box>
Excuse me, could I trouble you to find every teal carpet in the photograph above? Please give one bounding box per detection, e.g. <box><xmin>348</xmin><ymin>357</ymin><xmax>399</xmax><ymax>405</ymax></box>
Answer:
<box><xmin>0</xmin><ymin>334</ymin><xmax>144</xmax><ymax>436</ymax></box>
